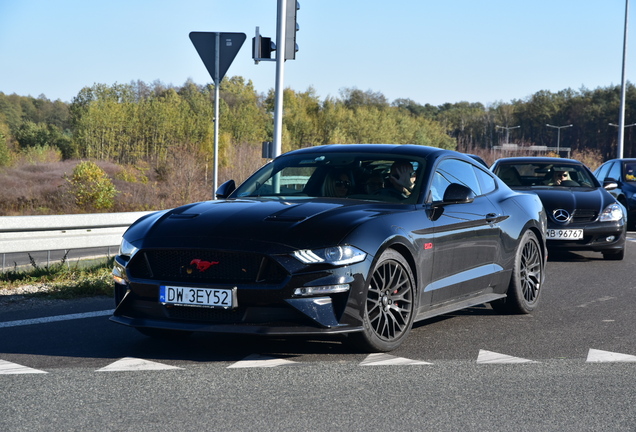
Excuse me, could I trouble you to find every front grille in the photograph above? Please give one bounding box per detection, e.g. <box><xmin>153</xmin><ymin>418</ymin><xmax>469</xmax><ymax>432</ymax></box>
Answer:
<box><xmin>572</xmin><ymin>209</ymin><xmax>598</xmax><ymax>223</ymax></box>
<box><xmin>127</xmin><ymin>249</ymin><xmax>287</xmax><ymax>284</ymax></box>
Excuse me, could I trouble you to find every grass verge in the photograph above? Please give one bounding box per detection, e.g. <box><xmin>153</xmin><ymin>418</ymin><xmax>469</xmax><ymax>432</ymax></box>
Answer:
<box><xmin>0</xmin><ymin>253</ymin><xmax>114</xmax><ymax>299</ymax></box>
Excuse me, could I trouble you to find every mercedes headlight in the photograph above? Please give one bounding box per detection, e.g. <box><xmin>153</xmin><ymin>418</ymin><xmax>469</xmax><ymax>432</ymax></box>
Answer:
<box><xmin>293</xmin><ymin>245</ymin><xmax>367</xmax><ymax>266</ymax></box>
<box><xmin>599</xmin><ymin>203</ymin><xmax>624</xmax><ymax>222</ymax></box>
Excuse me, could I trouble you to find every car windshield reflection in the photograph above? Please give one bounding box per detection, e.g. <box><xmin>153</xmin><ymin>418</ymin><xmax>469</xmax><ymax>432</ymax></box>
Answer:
<box><xmin>232</xmin><ymin>153</ymin><xmax>425</xmax><ymax>203</ymax></box>
<box><xmin>493</xmin><ymin>162</ymin><xmax>596</xmax><ymax>188</ymax></box>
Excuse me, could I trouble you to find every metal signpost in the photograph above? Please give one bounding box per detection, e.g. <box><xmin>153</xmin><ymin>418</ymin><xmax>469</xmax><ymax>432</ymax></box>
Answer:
<box><xmin>189</xmin><ymin>31</ymin><xmax>246</xmax><ymax>196</ymax></box>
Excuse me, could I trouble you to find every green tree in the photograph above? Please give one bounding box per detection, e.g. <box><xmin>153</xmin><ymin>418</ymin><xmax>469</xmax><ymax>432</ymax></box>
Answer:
<box><xmin>0</xmin><ymin>121</ymin><xmax>10</xmax><ymax>166</ymax></box>
<box><xmin>66</xmin><ymin>161</ymin><xmax>118</xmax><ymax>211</ymax></box>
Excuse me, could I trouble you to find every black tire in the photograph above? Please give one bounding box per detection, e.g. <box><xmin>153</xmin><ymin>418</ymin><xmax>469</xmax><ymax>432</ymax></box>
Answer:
<box><xmin>350</xmin><ymin>249</ymin><xmax>416</xmax><ymax>352</ymax></box>
<box><xmin>491</xmin><ymin>230</ymin><xmax>543</xmax><ymax>314</ymax></box>
<box><xmin>136</xmin><ymin>327</ymin><xmax>193</xmax><ymax>340</ymax></box>
<box><xmin>603</xmin><ymin>248</ymin><xmax>625</xmax><ymax>261</ymax></box>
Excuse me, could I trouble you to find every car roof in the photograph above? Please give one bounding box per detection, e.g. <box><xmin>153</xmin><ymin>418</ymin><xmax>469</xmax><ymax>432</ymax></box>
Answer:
<box><xmin>283</xmin><ymin>144</ymin><xmax>457</xmax><ymax>159</ymax></box>
<box><xmin>602</xmin><ymin>158</ymin><xmax>636</xmax><ymax>163</ymax></box>
<box><xmin>492</xmin><ymin>156</ymin><xmax>583</xmax><ymax>165</ymax></box>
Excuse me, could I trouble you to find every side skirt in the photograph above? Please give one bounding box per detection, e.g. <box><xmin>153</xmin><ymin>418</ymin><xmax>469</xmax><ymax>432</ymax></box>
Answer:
<box><xmin>415</xmin><ymin>293</ymin><xmax>505</xmax><ymax>322</ymax></box>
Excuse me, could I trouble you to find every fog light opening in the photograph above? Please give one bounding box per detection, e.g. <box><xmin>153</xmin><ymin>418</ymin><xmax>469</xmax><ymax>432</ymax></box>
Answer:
<box><xmin>605</xmin><ymin>236</ymin><xmax>616</xmax><ymax>242</ymax></box>
<box><xmin>293</xmin><ymin>284</ymin><xmax>350</xmax><ymax>297</ymax></box>
<box><xmin>113</xmin><ymin>275</ymin><xmax>128</xmax><ymax>285</ymax></box>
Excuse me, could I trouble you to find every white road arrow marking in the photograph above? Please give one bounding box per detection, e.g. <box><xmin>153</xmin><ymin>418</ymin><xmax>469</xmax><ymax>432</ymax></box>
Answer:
<box><xmin>476</xmin><ymin>349</ymin><xmax>536</xmax><ymax>364</ymax></box>
<box><xmin>0</xmin><ymin>359</ymin><xmax>47</xmax><ymax>374</ymax></box>
<box><xmin>96</xmin><ymin>357</ymin><xmax>182</xmax><ymax>372</ymax></box>
<box><xmin>360</xmin><ymin>353</ymin><xmax>432</xmax><ymax>366</ymax></box>
<box><xmin>227</xmin><ymin>354</ymin><xmax>298</xmax><ymax>368</ymax></box>
<box><xmin>586</xmin><ymin>349</ymin><xmax>636</xmax><ymax>363</ymax></box>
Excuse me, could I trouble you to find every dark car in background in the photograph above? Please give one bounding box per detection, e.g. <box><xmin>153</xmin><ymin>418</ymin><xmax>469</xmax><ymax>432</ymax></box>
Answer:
<box><xmin>593</xmin><ymin>158</ymin><xmax>636</xmax><ymax>230</ymax></box>
<box><xmin>112</xmin><ymin>144</ymin><xmax>547</xmax><ymax>352</ymax></box>
<box><xmin>491</xmin><ymin>157</ymin><xmax>626</xmax><ymax>260</ymax></box>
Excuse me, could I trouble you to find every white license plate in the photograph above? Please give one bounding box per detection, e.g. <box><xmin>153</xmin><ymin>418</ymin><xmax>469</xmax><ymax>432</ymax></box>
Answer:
<box><xmin>159</xmin><ymin>286</ymin><xmax>236</xmax><ymax>308</ymax></box>
<box><xmin>547</xmin><ymin>229</ymin><xmax>583</xmax><ymax>240</ymax></box>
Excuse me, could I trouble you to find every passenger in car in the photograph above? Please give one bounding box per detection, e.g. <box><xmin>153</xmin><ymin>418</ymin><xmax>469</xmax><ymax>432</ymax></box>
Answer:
<box><xmin>380</xmin><ymin>161</ymin><xmax>416</xmax><ymax>199</ymax></box>
<box><xmin>323</xmin><ymin>170</ymin><xmax>352</xmax><ymax>197</ymax></box>
<box><xmin>364</xmin><ymin>173</ymin><xmax>385</xmax><ymax>195</ymax></box>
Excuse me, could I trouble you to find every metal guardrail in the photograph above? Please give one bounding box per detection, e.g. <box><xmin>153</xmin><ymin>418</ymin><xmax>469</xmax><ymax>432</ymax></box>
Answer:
<box><xmin>0</xmin><ymin>211</ymin><xmax>153</xmax><ymax>261</ymax></box>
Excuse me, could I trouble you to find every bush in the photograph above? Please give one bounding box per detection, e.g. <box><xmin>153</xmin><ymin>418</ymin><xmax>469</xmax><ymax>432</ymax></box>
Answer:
<box><xmin>66</xmin><ymin>161</ymin><xmax>118</xmax><ymax>211</ymax></box>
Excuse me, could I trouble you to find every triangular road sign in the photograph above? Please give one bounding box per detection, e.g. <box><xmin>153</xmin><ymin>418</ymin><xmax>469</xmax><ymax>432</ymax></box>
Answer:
<box><xmin>476</xmin><ymin>349</ymin><xmax>536</xmax><ymax>364</ymax></box>
<box><xmin>189</xmin><ymin>32</ymin><xmax>246</xmax><ymax>84</ymax></box>
<box><xmin>227</xmin><ymin>354</ymin><xmax>298</xmax><ymax>368</ymax></box>
<box><xmin>0</xmin><ymin>359</ymin><xmax>47</xmax><ymax>374</ymax></box>
<box><xmin>587</xmin><ymin>348</ymin><xmax>636</xmax><ymax>363</ymax></box>
<box><xmin>96</xmin><ymin>357</ymin><xmax>182</xmax><ymax>372</ymax></box>
<box><xmin>360</xmin><ymin>353</ymin><xmax>432</xmax><ymax>366</ymax></box>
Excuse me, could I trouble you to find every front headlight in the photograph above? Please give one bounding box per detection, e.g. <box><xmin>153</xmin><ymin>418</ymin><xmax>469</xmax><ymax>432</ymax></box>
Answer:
<box><xmin>119</xmin><ymin>238</ymin><xmax>139</xmax><ymax>257</ymax></box>
<box><xmin>293</xmin><ymin>245</ymin><xmax>367</xmax><ymax>266</ymax></box>
<box><xmin>600</xmin><ymin>203</ymin><xmax>624</xmax><ymax>222</ymax></box>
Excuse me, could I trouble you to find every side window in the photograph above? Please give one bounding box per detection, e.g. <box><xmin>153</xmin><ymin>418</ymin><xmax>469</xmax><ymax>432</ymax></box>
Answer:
<box><xmin>608</xmin><ymin>162</ymin><xmax>621</xmax><ymax>181</ymax></box>
<box><xmin>624</xmin><ymin>163</ymin><xmax>636</xmax><ymax>182</ymax></box>
<box><xmin>430</xmin><ymin>159</ymin><xmax>480</xmax><ymax>201</ymax></box>
<box><xmin>473</xmin><ymin>166</ymin><xmax>496</xmax><ymax>195</ymax></box>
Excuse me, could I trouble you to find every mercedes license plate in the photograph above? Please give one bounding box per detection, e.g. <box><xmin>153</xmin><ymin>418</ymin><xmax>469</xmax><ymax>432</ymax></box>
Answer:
<box><xmin>159</xmin><ymin>286</ymin><xmax>236</xmax><ymax>308</ymax></box>
<box><xmin>547</xmin><ymin>229</ymin><xmax>583</xmax><ymax>240</ymax></box>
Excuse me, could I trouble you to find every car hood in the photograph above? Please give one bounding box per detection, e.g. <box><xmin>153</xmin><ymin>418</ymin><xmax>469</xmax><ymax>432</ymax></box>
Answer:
<box><xmin>529</xmin><ymin>187</ymin><xmax>610</xmax><ymax>213</ymax></box>
<box><xmin>123</xmin><ymin>198</ymin><xmax>400</xmax><ymax>252</ymax></box>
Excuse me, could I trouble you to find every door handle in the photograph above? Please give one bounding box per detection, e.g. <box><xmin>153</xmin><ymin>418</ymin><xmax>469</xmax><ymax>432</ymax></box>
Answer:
<box><xmin>486</xmin><ymin>213</ymin><xmax>498</xmax><ymax>223</ymax></box>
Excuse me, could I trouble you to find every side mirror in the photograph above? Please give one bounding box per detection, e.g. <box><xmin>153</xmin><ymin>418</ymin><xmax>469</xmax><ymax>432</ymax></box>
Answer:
<box><xmin>215</xmin><ymin>180</ymin><xmax>236</xmax><ymax>199</ymax></box>
<box><xmin>603</xmin><ymin>178</ymin><xmax>618</xmax><ymax>191</ymax></box>
<box><xmin>433</xmin><ymin>183</ymin><xmax>475</xmax><ymax>207</ymax></box>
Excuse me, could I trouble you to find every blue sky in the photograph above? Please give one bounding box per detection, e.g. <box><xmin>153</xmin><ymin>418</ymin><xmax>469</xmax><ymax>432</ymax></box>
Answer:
<box><xmin>0</xmin><ymin>0</ymin><xmax>631</xmax><ymax>106</ymax></box>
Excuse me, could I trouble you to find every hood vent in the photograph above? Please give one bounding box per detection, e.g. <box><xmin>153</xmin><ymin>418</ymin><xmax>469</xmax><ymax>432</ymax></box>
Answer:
<box><xmin>169</xmin><ymin>213</ymin><xmax>199</xmax><ymax>219</ymax></box>
<box><xmin>264</xmin><ymin>215</ymin><xmax>307</xmax><ymax>222</ymax></box>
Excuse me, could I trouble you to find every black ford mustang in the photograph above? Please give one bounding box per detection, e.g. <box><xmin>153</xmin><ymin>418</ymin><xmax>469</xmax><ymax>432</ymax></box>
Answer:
<box><xmin>112</xmin><ymin>144</ymin><xmax>547</xmax><ymax>352</ymax></box>
<box><xmin>491</xmin><ymin>157</ymin><xmax>626</xmax><ymax>260</ymax></box>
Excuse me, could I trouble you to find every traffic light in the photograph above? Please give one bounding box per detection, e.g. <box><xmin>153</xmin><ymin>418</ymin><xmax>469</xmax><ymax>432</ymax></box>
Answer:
<box><xmin>252</xmin><ymin>34</ymin><xmax>276</xmax><ymax>61</ymax></box>
<box><xmin>283</xmin><ymin>0</ymin><xmax>299</xmax><ymax>60</ymax></box>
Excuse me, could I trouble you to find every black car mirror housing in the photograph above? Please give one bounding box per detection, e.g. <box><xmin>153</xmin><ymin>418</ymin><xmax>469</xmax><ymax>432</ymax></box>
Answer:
<box><xmin>441</xmin><ymin>183</ymin><xmax>476</xmax><ymax>205</ymax></box>
<box><xmin>216</xmin><ymin>180</ymin><xmax>236</xmax><ymax>199</ymax></box>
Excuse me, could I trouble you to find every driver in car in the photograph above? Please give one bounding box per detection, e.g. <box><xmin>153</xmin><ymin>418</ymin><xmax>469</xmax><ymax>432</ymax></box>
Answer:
<box><xmin>545</xmin><ymin>170</ymin><xmax>571</xmax><ymax>186</ymax></box>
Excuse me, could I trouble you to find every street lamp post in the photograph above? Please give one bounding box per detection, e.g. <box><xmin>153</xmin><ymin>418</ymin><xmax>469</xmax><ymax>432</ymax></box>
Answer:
<box><xmin>495</xmin><ymin>125</ymin><xmax>520</xmax><ymax>144</ymax></box>
<box><xmin>610</xmin><ymin>123</ymin><xmax>636</xmax><ymax>157</ymax></box>
<box><xmin>618</xmin><ymin>0</ymin><xmax>630</xmax><ymax>158</ymax></box>
<box><xmin>546</xmin><ymin>124</ymin><xmax>573</xmax><ymax>154</ymax></box>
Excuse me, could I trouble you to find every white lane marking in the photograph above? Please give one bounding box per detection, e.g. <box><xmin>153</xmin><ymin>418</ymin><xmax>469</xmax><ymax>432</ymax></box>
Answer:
<box><xmin>576</xmin><ymin>296</ymin><xmax>616</xmax><ymax>308</ymax></box>
<box><xmin>0</xmin><ymin>359</ymin><xmax>47</xmax><ymax>374</ymax></box>
<box><xmin>586</xmin><ymin>349</ymin><xmax>636</xmax><ymax>363</ymax></box>
<box><xmin>360</xmin><ymin>353</ymin><xmax>432</xmax><ymax>366</ymax></box>
<box><xmin>0</xmin><ymin>309</ymin><xmax>114</xmax><ymax>329</ymax></box>
<box><xmin>97</xmin><ymin>357</ymin><xmax>182</xmax><ymax>372</ymax></box>
<box><xmin>476</xmin><ymin>349</ymin><xmax>536</xmax><ymax>364</ymax></box>
<box><xmin>227</xmin><ymin>354</ymin><xmax>299</xmax><ymax>368</ymax></box>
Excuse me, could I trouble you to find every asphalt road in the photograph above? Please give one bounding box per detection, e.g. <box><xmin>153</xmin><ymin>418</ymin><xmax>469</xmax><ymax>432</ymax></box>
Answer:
<box><xmin>2</xmin><ymin>236</ymin><xmax>636</xmax><ymax>431</ymax></box>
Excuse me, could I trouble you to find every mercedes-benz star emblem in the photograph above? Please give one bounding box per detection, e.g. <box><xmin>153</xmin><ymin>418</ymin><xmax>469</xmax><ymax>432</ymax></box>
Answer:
<box><xmin>553</xmin><ymin>209</ymin><xmax>571</xmax><ymax>223</ymax></box>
